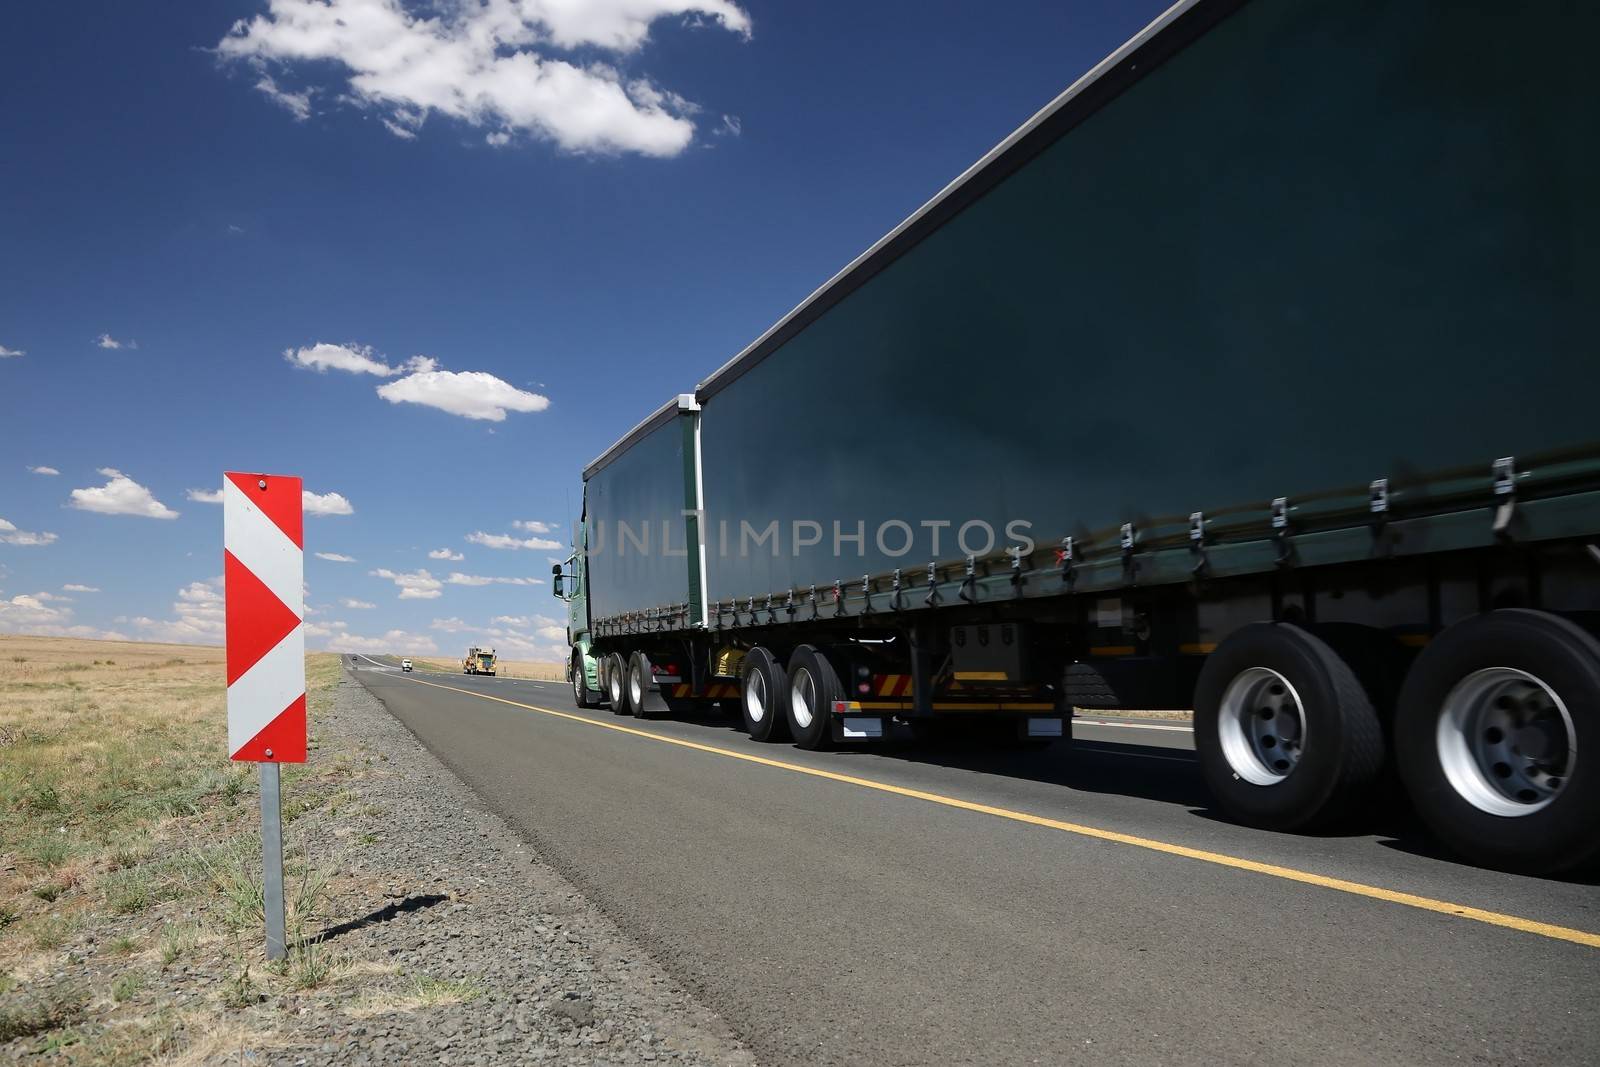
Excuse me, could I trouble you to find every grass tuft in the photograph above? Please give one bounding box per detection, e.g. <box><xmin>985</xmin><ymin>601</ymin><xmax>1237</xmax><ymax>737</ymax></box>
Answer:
<box><xmin>0</xmin><ymin>985</ymin><xmax>89</xmax><ymax>1043</ymax></box>
<box><xmin>410</xmin><ymin>974</ymin><xmax>485</xmax><ymax>1004</ymax></box>
<box><xmin>111</xmin><ymin>972</ymin><xmax>144</xmax><ymax>1003</ymax></box>
<box><xmin>104</xmin><ymin>866</ymin><xmax>170</xmax><ymax>915</ymax></box>
<box><xmin>159</xmin><ymin>921</ymin><xmax>200</xmax><ymax>966</ymax></box>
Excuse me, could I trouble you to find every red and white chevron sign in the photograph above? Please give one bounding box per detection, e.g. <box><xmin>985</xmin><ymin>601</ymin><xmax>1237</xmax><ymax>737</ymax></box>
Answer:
<box><xmin>224</xmin><ymin>472</ymin><xmax>306</xmax><ymax>763</ymax></box>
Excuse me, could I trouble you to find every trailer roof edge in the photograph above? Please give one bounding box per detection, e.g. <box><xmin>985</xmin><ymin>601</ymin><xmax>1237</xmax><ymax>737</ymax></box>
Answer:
<box><xmin>583</xmin><ymin>393</ymin><xmax>699</xmax><ymax>480</ymax></box>
<box><xmin>693</xmin><ymin>0</ymin><xmax>1229</xmax><ymax>402</ymax></box>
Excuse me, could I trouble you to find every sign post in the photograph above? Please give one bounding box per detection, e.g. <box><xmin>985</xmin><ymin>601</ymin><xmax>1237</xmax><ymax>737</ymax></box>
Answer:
<box><xmin>260</xmin><ymin>762</ymin><xmax>286</xmax><ymax>959</ymax></box>
<box><xmin>223</xmin><ymin>472</ymin><xmax>306</xmax><ymax>962</ymax></box>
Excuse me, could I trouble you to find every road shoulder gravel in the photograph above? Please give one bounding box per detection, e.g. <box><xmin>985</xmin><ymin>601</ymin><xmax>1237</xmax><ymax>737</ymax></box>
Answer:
<box><xmin>281</xmin><ymin>667</ymin><xmax>756</xmax><ymax>1065</ymax></box>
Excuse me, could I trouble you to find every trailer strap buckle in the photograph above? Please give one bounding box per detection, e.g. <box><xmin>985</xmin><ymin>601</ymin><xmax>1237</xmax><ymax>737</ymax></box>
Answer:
<box><xmin>1493</xmin><ymin>456</ymin><xmax>1517</xmax><ymax>539</ymax></box>
<box><xmin>1189</xmin><ymin>512</ymin><xmax>1209</xmax><ymax>578</ymax></box>
<box><xmin>1271</xmin><ymin>497</ymin><xmax>1295</xmax><ymax>567</ymax></box>
<box><xmin>959</xmin><ymin>555</ymin><xmax>978</xmax><ymax>603</ymax></box>
<box><xmin>924</xmin><ymin>561</ymin><xmax>942</xmax><ymax>607</ymax></box>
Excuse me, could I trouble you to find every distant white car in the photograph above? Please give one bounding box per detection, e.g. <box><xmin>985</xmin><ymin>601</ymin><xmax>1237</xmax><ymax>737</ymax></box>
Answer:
<box><xmin>401</xmin><ymin>659</ymin><xmax>413</xmax><ymax>672</ymax></box>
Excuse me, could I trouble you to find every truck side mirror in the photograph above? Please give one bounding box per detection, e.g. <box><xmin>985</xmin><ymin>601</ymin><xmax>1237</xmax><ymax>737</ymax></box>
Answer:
<box><xmin>551</xmin><ymin>562</ymin><xmax>564</xmax><ymax>598</ymax></box>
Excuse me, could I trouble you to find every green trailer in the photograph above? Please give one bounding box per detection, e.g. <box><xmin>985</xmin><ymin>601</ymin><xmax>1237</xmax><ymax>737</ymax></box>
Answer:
<box><xmin>556</xmin><ymin>0</ymin><xmax>1600</xmax><ymax>873</ymax></box>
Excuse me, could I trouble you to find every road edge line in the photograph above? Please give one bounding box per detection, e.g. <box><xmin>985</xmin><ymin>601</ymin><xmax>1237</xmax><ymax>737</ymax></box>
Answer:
<box><xmin>402</xmin><ymin>674</ymin><xmax>1600</xmax><ymax>950</ymax></box>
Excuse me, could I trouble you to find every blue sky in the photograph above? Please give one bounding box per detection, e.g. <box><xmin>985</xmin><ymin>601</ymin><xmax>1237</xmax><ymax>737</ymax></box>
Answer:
<box><xmin>1</xmin><ymin>0</ymin><xmax>1165</xmax><ymax>659</ymax></box>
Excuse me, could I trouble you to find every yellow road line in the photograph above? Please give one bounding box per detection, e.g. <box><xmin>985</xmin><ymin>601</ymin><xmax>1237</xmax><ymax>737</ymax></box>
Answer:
<box><xmin>403</xmin><ymin>675</ymin><xmax>1600</xmax><ymax>950</ymax></box>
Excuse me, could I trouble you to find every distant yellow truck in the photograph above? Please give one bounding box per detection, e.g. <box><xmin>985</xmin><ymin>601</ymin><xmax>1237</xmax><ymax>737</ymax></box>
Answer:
<box><xmin>462</xmin><ymin>647</ymin><xmax>497</xmax><ymax>676</ymax></box>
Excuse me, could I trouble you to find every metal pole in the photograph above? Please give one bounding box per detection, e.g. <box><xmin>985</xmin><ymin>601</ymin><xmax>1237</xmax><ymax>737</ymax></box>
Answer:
<box><xmin>259</xmin><ymin>761</ymin><xmax>286</xmax><ymax>961</ymax></box>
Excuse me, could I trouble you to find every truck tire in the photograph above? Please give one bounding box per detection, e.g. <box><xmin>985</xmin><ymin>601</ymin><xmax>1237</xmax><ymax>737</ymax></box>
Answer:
<box><xmin>739</xmin><ymin>647</ymin><xmax>791</xmax><ymax>743</ymax></box>
<box><xmin>627</xmin><ymin>652</ymin><xmax>656</xmax><ymax>719</ymax></box>
<box><xmin>572</xmin><ymin>654</ymin><xmax>602</xmax><ymax>709</ymax></box>
<box><xmin>786</xmin><ymin>645</ymin><xmax>841</xmax><ymax>750</ymax></box>
<box><xmin>1194</xmin><ymin>623</ymin><xmax>1384</xmax><ymax>831</ymax></box>
<box><xmin>1394</xmin><ymin>610</ymin><xmax>1600</xmax><ymax>874</ymax></box>
<box><xmin>605</xmin><ymin>652</ymin><xmax>629</xmax><ymax>715</ymax></box>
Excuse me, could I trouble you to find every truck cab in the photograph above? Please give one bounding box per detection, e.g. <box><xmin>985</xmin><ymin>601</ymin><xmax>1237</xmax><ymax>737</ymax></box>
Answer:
<box><xmin>553</xmin><ymin>534</ymin><xmax>603</xmax><ymax>708</ymax></box>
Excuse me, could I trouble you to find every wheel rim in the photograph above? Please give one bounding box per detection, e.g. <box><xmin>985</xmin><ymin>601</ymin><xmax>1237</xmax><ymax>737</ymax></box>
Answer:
<box><xmin>1218</xmin><ymin>667</ymin><xmax>1306</xmax><ymax>786</ymax></box>
<box><xmin>791</xmin><ymin>668</ymin><xmax>816</xmax><ymax>731</ymax></box>
<box><xmin>573</xmin><ymin>664</ymin><xmax>582</xmax><ymax>702</ymax></box>
<box><xmin>629</xmin><ymin>664</ymin><xmax>643</xmax><ymax>708</ymax></box>
<box><xmin>608</xmin><ymin>662</ymin><xmax>622</xmax><ymax>705</ymax></box>
<box><xmin>1436</xmin><ymin>667</ymin><xmax>1574</xmax><ymax>817</ymax></box>
<box><xmin>745</xmin><ymin>670</ymin><xmax>766</xmax><ymax>724</ymax></box>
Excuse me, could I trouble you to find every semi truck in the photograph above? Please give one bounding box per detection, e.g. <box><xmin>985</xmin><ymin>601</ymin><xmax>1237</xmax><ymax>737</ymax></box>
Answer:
<box><xmin>554</xmin><ymin>0</ymin><xmax>1600</xmax><ymax>873</ymax></box>
<box><xmin>462</xmin><ymin>647</ymin><xmax>497</xmax><ymax>676</ymax></box>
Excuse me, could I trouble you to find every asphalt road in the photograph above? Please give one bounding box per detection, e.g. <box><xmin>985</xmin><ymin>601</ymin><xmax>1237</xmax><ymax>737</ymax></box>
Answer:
<box><xmin>350</xmin><ymin>656</ymin><xmax>1600</xmax><ymax>1065</ymax></box>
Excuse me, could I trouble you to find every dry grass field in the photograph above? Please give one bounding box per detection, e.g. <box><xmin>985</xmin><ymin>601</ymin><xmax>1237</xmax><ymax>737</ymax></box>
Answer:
<box><xmin>0</xmin><ymin>635</ymin><xmax>353</xmax><ymax>1062</ymax></box>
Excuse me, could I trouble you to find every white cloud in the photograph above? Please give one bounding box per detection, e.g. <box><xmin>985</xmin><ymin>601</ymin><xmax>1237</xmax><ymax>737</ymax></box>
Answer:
<box><xmin>255</xmin><ymin>73</ymin><xmax>312</xmax><ymax>119</ymax></box>
<box><xmin>70</xmin><ymin>469</ymin><xmax>179</xmax><ymax>519</ymax></box>
<box><xmin>336</xmin><ymin>629</ymin><xmax>437</xmax><ymax>654</ymax></box>
<box><xmin>512</xmin><ymin>519</ymin><xmax>554</xmax><ymax>534</ymax></box>
<box><xmin>29</xmin><ymin>466</ymin><xmax>59</xmax><ymax>476</ymax></box>
<box><xmin>0</xmin><ymin>517</ymin><xmax>59</xmax><ymax>546</ymax></box>
<box><xmin>315</xmin><ymin>551</ymin><xmax>357</xmax><ymax>563</ymax></box>
<box><xmin>377</xmin><ymin>369</ymin><xmax>549</xmax><ymax>422</ymax></box>
<box><xmin>715</xmin><ymin>113</ymin><xmax>741</xmax><ymax>137</ymax></box>
<box><xmin>217</xmin><ymin>0</ymin><xmax>751</xmax><ymax>157</ymax></box>
<box><xmin>428</xmin><ymin>548</ymin><xmax>464</xmax><ymax>561</ymax></box>
<box><xmin>0</xmin><ymin>592</ymin><xmax>127</xmax><ymax>640</ymax></box>
<box><xmin>95</xmin><ymin>334</ymin><xmax>137</xmax><ymax>350</ymax></box>
<box><xmin>371</xmin><ymin>567</ymin><xmax>443</xmax><ymax>600</ymax></box>
<box><xmin>466</xmin><ymin>530</ymin><xmax>561</xmax><ymax>551</ymax></box>
<box><xmin>0</xmin><ymin>344</ymin><xmax>23</xmax><ymax>358</ymax></box>
<box><xmin>302</xmin><ymin>490</ymin><xmax>354</xmax><ymax>516</ymax></box>
<box><xmin>63</xmin><ymin>584</ymin><xmax>100</xmax><ymax>593</ymax></box>
<box><xmin>430</xmin><ymin>612</ymin><xmax>565</xmax><ymax>660</ymax></box>
<box><xmin>189</xmin><ymin>484</ymin><xmax>352</xmax><ymax>516</ymax></box>
<box><xmin>445</xmin><ymin>572</ymin><xmax>543</xmax><ymax>587</ymax></box>
<box><xmin>130</xmin><ymin>578</ymin><xmax>225</xmax><ymax>644</ymax></box>
<box><xmin>284</xmin><ymin>342</ymin><xmax>407</xmax><ymax>376</ymax></box>
<box><xmin>306</xmin><ymin>617</ymin><xmax>437</xmax><ymax>653</ymax></box>
<box><xmin>491</xmin><ymin>613</ymin><xmax>558</xmax><ymax>628</ymax></box>
<box><xmin>286</xmin><ymin>342</ymin><xmax>539</xmax><ymax>423</ymax></box>
<box><xmin>341</xmin><ymin>597</ymin><xmax>376</xmax><ymax>609</ymax></box>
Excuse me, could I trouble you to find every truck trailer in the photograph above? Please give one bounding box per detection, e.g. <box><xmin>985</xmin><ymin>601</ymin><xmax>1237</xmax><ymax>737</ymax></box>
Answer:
<box><xmin>555</xmin><ymin>0</ymin><xmax>1600</xmax><ymax>873</ymax></box>
<box><xmin>463</xmin><ymin>647</ymin><xmax>497</xmax><ymax>676</ymax></box>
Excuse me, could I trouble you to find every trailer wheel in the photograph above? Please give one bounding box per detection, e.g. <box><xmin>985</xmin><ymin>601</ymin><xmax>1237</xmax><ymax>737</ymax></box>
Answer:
<box><xmin>605</xmin><ymin>652</ymin><xmax>629</xmax><ymax>715</ymax></box>
<box><xmin>1395</xmin><ymin>610</ymin><xmax>1600</xmax><ymax>873</ymax></box>
<box><xmin>739</xmin><ymin>647</ymin><xmax>791</xmax><ymax>743</ymax></box>
<box><xmin>627</xmin><ymin>652</ymin><xmax>658</xmax><ymax>719</ymax></box>
<box><xmin>1194</xmin><ymin>623</ymin><xmax>1384</xmax><ymax>831</ymax></box>
<box><xmin>786</xmin><ymin>646</ymin><xmax>841</xmax><ymax>750</ymax></box>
